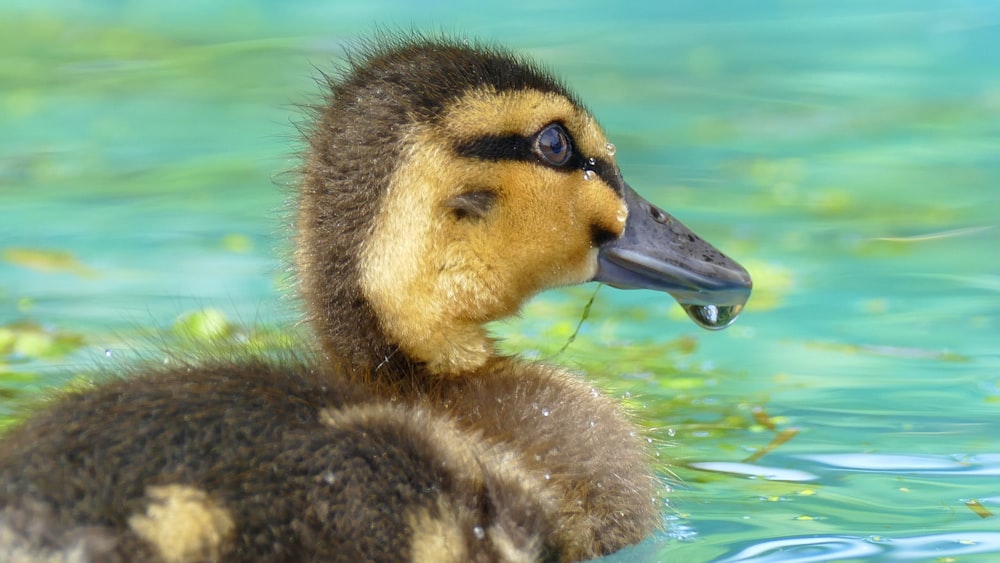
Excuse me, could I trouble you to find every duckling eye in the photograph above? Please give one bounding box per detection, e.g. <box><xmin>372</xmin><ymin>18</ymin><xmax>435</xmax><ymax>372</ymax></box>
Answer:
<box><xmin>533</xmin><ymin>123</ymin><xmax>572</xmax><ymax>167</ymax></box>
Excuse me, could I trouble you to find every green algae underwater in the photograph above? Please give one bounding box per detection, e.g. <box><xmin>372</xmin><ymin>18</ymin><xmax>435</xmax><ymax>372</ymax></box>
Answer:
<box><xmin>2</xmin><ymin>1</ymin><xmax>999</xmax><ymax>561</ymax></box>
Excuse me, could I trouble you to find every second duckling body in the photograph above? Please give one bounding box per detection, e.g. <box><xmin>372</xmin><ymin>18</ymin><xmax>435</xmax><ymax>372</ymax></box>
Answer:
<box><xmin>0</xmin><ymin>36</ymin><xmax>751</xmax><ymax>562</ymax></box>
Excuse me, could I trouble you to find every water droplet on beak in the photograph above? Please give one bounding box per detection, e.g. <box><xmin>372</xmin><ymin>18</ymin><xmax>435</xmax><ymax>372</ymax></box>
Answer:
<box><xmin>681</xmin><ymin>303</ymin><xmax>744</xmax><ymax>330</ymax></box>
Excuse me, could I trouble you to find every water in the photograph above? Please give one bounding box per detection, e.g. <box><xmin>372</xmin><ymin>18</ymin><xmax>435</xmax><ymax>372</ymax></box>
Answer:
<box><xmin>2</xmin><ymin>1</ymin><xmax>999</xmax><ymax>561</ymax></box>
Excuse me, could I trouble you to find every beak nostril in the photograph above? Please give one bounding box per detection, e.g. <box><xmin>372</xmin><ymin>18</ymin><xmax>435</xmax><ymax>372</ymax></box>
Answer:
<box><xmin>647</xmin><ymin>205</ymin><xmax>669</xmax><ymax>224</ymax></box>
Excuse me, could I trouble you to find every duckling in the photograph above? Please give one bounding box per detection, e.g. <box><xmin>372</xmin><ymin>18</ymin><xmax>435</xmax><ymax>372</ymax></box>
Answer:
<box><xmin>0</xmin><ymin>35</ymin><xmax>751</xmax><ymax>562</ymax></box>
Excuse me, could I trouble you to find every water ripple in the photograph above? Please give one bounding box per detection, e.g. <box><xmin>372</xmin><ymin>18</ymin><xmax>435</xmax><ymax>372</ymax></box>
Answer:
<box><xmin>689</xmin><ymin>461</ymin><xmax>819</xmax><ymax>481</ymax></box>
<box><xmin>801</xmin><ymin>453</ymin><xmax>1000</xmax><ymax>475</ymax></box>
<box><xmin>717</xmin><ymin>532</ymin><xmax>1000</xmax><ymax>562</ymax></box>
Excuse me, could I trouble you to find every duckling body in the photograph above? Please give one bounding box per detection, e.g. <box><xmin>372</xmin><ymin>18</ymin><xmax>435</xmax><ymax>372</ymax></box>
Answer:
<box><xmin>0</xmin><ymin>360</ymin><xmax>560</xmax><ymax>561</ymax></box>
<box><xmin>0</xmin><ymin>36</ymin><xmax>751</xmax><ymax>562</ymax></box>
<box><xmin>0</xmin><ymin>356</ymin><xmax>651</xmax><ymax>562</ymax></box>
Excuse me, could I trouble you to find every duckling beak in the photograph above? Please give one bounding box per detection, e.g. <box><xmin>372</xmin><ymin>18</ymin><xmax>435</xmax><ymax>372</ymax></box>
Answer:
<box><xmin>593</xmin><ymin>183</ymin><xmax>752</xmax><ymax>330</ymax></box>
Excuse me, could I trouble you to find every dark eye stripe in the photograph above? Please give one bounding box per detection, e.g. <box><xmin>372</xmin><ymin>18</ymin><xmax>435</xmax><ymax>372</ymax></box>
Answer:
<box><xmin>453</xmin><ymin>129</ymin><xmax>622</xmax><ymax>194</ymax></box>
<box><xmin>584</xmin><ymin>157</ymin><xmax>623</xmax><ymax>193</ymax></box>
<box><xmin>455</xmin><ymin>134</ymin><xmax>533</xmax><ymax>162</ymax></box>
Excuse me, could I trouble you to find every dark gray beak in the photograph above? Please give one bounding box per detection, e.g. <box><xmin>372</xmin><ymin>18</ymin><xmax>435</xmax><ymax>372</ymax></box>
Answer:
<box><xmin>594</xmin><ymin>183</ymin><xmax>752</xmax><ymax>330</ymax></box>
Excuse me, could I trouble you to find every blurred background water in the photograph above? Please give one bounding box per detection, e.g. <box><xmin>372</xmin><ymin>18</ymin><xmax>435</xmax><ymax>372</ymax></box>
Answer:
<box><xmin>2</xmin><ymin>1</ymin><xmax>999</xmax><ymax>561</ymax></box>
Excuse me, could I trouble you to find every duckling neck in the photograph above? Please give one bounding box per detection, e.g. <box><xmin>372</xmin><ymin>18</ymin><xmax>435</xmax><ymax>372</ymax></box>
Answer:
<box><xmin>299</xmin><ymin>281</ymin><xmax>494</xmax><ymax>388</ymax></box>
<box><xmin>296</xmin><ymin>174</ymin><xmax>497</xmax><ymax>381</ymax></box>
<box><xmin>295</xmin><ymin>233</ymin><xmax>472</xmax><ymax>387</ymax></box>
<box><xmin>296</xmin><ymin>265</ymin><xmax>412</xmax><ymax>384</ymax></box>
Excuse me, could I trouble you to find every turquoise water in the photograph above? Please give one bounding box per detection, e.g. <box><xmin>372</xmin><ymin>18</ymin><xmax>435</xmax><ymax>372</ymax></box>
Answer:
<box><xmin>3</xmin><ymin>1</ymin><xmax>999</xmax><ymax>561</ymax></box>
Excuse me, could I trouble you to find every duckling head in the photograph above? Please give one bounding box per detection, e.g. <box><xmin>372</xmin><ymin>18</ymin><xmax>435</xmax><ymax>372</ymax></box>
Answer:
<box><xmin>298</xmin><ymin>36</ymin><xmax>751</xmax><ymax>378</ymax></box>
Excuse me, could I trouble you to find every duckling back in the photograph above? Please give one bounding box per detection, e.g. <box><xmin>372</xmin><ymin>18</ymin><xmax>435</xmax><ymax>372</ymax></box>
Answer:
<box><xmin>0</xmin><ymin>358</ymin><xmax>557</xmax><ymax>562</ymax></box>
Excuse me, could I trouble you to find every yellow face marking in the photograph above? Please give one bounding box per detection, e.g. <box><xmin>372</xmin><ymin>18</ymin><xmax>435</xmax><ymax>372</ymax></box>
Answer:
<box><xmin>360</xmin><ymin>88</ymin><xmax>627</xmax><ymax>375</ymax></box>
<box><xmin>128</xmin><ymin>484</ymin><xmax>234</xmax><ymax>563</ymax></box>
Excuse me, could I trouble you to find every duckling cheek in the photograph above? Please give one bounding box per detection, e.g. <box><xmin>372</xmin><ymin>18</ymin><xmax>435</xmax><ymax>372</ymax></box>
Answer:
<box><xmin>486</xmin><ymin>177</ymin><xmax>594</xmax><ymax>290</ymax></box>
<box><xmin>526</xmin><ymin>178</ymin><xmax>628</xmax><ymax>288</ymax></box>
<box><xmin>586</xmin><ymin>182</ymin><xmax>629</xmax><ymax>242</ymax></box>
